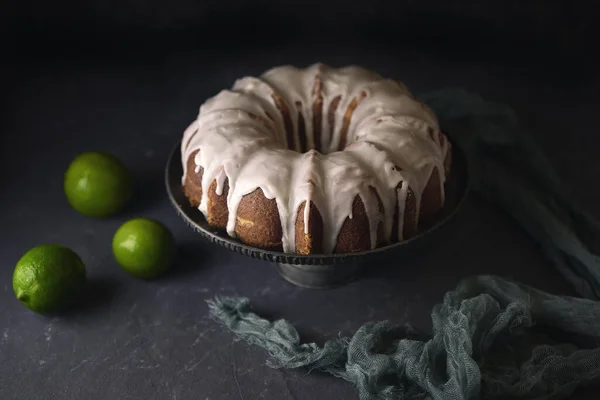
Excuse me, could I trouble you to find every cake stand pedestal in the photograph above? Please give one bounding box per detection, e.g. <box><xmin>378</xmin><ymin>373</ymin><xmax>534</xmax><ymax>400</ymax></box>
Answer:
<box><xmin>276</xmin><ymin>261</ymin><xmax>362</xmax><ymax>289</ymax></box>
<box><xmin>166</xmin><ymin>139</ymin><xmax>469</xmax><ymax>289</ymax></box>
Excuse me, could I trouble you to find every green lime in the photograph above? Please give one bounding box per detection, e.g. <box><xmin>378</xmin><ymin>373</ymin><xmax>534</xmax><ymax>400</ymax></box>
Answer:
<box><xmin>64</xmin><ymin>151</ymin><xmax>132</xmax><ymax>218</ymax></box>
<box><xmin>13</xmin><ymin>244</ymin><xmax>87</xmax><ymax>314</ymax></box>
<box><xmin>112</xmin><ymin>218</ymin><xmax>176</xmax><ymax>279</ymax></box>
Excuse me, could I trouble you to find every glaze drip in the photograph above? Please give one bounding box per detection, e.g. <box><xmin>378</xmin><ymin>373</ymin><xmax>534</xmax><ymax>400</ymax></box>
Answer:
<box><xmin>181</xmin><ymin>63</ymin><xmax>450</xmax><ymax>254</ymax></box>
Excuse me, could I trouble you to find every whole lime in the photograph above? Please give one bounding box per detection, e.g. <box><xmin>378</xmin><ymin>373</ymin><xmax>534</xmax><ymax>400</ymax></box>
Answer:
<box><xmin>13</xmin><ymin>244</ymin><xmax>87</xmax><ymax>314</ymax></box>
<box><xmin>64</xmin><ymin>151</ymin><xmax>132</xmax><ymax>218</ymax></box>
<box><xmin>112</xmin><ymin>218</ymin><xmax>176</xmax><ymax>279</ymax></box>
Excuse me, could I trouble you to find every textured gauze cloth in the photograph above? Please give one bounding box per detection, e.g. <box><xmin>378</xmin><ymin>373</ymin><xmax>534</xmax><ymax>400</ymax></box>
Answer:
<box><xmin>207</xmin><ymin>88</ymin><xmax>600</xmax><ymax>399</ymax></box>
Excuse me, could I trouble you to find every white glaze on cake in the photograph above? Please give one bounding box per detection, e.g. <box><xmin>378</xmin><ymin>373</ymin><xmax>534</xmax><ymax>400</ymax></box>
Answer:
<box><xmin>181</xmin><ymin>63</ymin><xmax>450</xmax><ymax>253</ymax></box>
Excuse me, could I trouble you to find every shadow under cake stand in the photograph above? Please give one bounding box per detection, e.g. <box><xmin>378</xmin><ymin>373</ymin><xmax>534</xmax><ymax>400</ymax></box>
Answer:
<box><xmin>166</xmin><ymin>140</ymin><xmax>469</xmax><ymax>289</ymax></box>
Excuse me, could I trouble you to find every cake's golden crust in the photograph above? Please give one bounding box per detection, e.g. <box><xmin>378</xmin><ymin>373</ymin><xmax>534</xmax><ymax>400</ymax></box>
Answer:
<box><xmin>183</xmin><ymin>149</ymin><xmax>231</xmax><ymax>229</ymax></box>
<box><xmin>333</xmin><ymin>191</ymin><xmax>377</xmax><ymax>253</ymax></box>
<box><xmin>295</xmin><ymin>201</ymin><xmax>324</xmax><ymax>254</ymax></box>
<box><xmin>207</xmin><ymin>178</ymin><xmax>229</xmax><ymax>228</ymax></box>
<box><xmin>332</xmin><ymin>196</ymin><xmax>369</xmax><ymax>253</ymax></box>
<box><xmin>235</xmin><ymin>188</ymin><xmax>283</xmax><ymax>250</ymax></box>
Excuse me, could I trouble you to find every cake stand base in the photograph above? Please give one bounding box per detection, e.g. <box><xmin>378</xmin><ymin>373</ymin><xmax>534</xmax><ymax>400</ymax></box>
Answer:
<box><xmin>276</xmin><ymin>261</ymin><xmax>363</xmax><ymax>289</ymax></box>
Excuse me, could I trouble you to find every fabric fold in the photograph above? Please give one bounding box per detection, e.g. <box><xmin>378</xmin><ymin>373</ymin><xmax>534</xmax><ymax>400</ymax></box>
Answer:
<box><xmin>209</xmin><ymin>276</ymin><xmax>600</xmax><ymax>400</ymax></box>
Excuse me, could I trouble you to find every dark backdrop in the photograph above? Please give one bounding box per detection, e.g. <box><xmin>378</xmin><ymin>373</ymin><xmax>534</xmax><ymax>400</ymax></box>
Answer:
<box><xmin>1</xmin><ymin>2</ymin><xmax>599</xmax><ymax>400</ymax></box>
<box><xmin>2</xmin><ymin>0</ymin><xmax>596</xmax><ymax>58</ymax></box>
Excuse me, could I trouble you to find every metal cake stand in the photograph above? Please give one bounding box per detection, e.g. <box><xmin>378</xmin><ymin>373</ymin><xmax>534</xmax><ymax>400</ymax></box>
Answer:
<box><xmin>165</xmin><ymin>139</ymin><xmax>469</xmax><ymax>289</ymax></box>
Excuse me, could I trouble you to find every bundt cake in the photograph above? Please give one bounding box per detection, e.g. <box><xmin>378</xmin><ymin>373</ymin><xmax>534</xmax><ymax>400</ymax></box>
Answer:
<box><xmin>181</xmin><ymin>63</ymin><xmax>452</xmax><ymax>254</ymax></box>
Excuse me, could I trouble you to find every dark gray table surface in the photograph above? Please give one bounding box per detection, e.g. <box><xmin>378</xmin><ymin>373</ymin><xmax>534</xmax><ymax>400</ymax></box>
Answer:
<box><xmin>1</xmin><ymin>39</ymin><xmax>599</xmax><ymax>399</ymax></box>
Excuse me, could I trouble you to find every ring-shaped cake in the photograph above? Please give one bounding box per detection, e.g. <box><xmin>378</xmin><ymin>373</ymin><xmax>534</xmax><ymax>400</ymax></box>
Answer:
<box><xmin>181</xmin><ymin>63</ymin><xmax>452</xmax><ymax>254</ymax></box>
